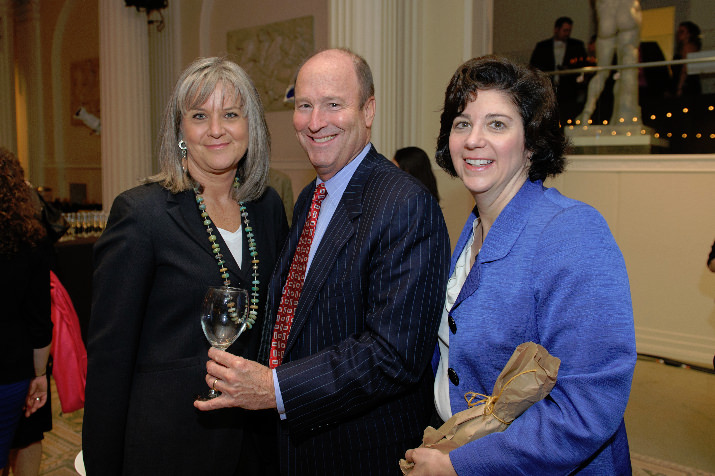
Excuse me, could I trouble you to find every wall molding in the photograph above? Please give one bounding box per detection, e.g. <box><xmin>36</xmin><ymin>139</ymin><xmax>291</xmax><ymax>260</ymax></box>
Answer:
<box><xmin>565</xmin><ymin>154</ymin><xmax>715</xmax><ymax>173</ymax></box>
<box><xmin>635</xmin><ymin>325</ymin><xmax>715</xmax><ymax>367</ymax></box>
<box><xmin>45</xmin><ymin>163</ymin><xmax>101</xmax><ymax>170</ymax></box>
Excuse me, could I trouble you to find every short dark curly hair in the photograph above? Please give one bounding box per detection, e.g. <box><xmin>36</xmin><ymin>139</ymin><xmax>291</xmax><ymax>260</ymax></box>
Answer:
<box><xmin>0</xmin><ymin>147</ymin><xmax>46</xmax><ymax>255</ymax></box>
<box><xmin>435</xmin><ymin>55</ymin><xmax>568</xmax><ymax>182</ymax></box>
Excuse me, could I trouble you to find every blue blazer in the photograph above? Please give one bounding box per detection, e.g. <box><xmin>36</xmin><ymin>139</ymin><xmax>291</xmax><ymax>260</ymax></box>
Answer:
<box><xmin>260</xmin><ymin>147</ymin><xmax>450</xmax><ymax>475</ymax></box>
<box><xmin>446</xmin><ymin>180</ymin><xmax>636</xmax><ymax>475</ymax></box>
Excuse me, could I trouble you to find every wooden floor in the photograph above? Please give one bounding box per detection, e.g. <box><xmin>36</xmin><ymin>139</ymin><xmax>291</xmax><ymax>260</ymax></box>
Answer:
<box><xmin>8</xmin><ymin>355</ymin><xmax>713</xmax><ymax>475</ymax></box>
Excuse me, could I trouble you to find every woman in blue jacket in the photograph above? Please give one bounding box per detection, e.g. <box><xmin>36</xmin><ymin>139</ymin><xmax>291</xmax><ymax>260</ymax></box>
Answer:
<box><xmin>405</xmin><ymin>56</ymin><xmax>636</xmax><ymax>474</ymax></box>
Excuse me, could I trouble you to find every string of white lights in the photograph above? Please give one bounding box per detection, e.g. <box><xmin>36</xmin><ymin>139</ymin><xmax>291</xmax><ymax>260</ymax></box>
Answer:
<box><xmin>565</xmin><ymin>103</ymin><xmax>715</xmax><ymax>140</ymax></box>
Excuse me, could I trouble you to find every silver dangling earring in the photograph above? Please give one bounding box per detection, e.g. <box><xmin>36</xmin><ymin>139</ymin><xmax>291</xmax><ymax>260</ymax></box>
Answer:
<box><xmin>178</xmin><ymin>139</ymin><xmax>188</xmax><ymax>173</ymax></box>
<box><xmin>178</xmin><ymin>139</ymin><xmax>187</xmax><ymax>158</ymax></box>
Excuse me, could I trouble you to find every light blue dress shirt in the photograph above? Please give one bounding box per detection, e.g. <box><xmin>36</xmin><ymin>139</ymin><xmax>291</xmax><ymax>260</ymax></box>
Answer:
<box><xmin>273</xmin><ymin>143</ymin><xmax>371</xmax><ymax>419</ymax></box>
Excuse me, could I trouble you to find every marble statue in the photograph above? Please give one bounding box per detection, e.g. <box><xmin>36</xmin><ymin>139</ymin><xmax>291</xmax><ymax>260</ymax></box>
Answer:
<box><xmin>576</xmin><ymin>0</ymin><xmax>642</xmax><ymax>125</ymax></box>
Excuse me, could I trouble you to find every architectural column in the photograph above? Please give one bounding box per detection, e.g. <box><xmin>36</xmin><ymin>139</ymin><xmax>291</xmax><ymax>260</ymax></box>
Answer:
<box><xmin>50</xmin><ymin>0</ymin><xmax>79</xmax><ymax>199</ymax></box>
<box><xmin>14</xmin><ymin>0</ymin><xmax>44</xmax><ymax>183</ymax></box>
<box><xmin>471</xmin><ymin>0</ymin><xmax>494</xmax><ymax>59</ymax></box>
<box><xmin>0</xmin><ymin>0</ymin><xmax>15</xmax><ymax>153</ymax></box>
<box><xmin>329</xmin><ymin>0</ymin><xmax>421</xmax><ymax>156</ymax></box>
<box><xmin>99</xmin><ymin>0</ymin><xmax>152</xmax><ymax>209</ymax></box>
<box><xmin>148</xmin><ymin>3</ymin><xmax>178</xmax><ymax>173</ymax></box>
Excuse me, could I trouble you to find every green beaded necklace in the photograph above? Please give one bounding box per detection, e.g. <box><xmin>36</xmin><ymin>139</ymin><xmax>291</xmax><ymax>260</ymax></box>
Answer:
<box><xmin>194</xmin><ymin>177</ymin><xmax>259</xmax><ymax>329</ymax></box>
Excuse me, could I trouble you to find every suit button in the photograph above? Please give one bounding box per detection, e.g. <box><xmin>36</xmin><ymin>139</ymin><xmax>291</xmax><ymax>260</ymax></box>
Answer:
<box><xmin>448</xmin><ymin>316</ymin><xmax>457</xmax><ymax>334</ymax></box>
<box><xmin>448</xmin><ymin>368</ymin><xmax>459</xmax><ymax>386</ymax></box>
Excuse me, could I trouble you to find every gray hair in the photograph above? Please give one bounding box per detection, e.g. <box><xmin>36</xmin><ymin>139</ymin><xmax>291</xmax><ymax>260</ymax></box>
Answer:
<box><xmin>148</xmin><ymin>56</ymin><xmax>270</xmax><ymax>202</ymax></box>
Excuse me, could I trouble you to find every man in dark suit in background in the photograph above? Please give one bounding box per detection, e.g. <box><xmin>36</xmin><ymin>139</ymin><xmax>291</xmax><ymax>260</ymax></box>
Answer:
<box><xmin>530</xmin><ymin>16</ymin><xmax>587</xmax><ymax>124</ymax></box>
<box><xmin>195</xmin><ymin>48</ymin><xmax>450</xmax><ymax>475</ymax></box>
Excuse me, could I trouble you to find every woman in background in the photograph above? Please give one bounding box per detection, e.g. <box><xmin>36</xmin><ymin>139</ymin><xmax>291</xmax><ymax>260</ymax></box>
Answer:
<box><xmin>394</xmin><ymin>146</ymin><xmax>440</xmax><ymax>202</ymax></box>
<box><xmin>672</xmin><ymin>21</ymin><xmax>702</xmax><ymax>97</ymax></box>
<box><xmin>0</xmin><ymin>148</ymin><xmax>52</xmax><ymax>474</ymax></box>
<box><xmin>83</xmin><ymin>57</ymin><xmax>288</xmax><ymax>475</ymax></box>
<box><xmin>404</xmin><ymin>56</ymin><xmax>636</xmax><ymax>474</ymax></box>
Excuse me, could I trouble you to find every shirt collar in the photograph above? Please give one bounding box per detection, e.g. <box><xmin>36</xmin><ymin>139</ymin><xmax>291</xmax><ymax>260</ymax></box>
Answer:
<box><xmin>317</xmin><ymin>142</ymin><xmax>371</xmax><ymax>197</ymax></box>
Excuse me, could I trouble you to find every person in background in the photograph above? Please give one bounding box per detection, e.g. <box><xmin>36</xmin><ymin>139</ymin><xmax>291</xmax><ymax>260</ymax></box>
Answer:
<box><xmin>404</xmin><ymin>56</ymin><xmax>636</xmax><ymax>474</ymax></box>
<box><xmin>672</xmin><ymin>21</ymin><xmax>702</xmax><ymax>98</ymax></box>
<box><xmin>82</xmin><ymin>57</ymin><xmax>288</xmax><ymax>475</ymax></box>
<box><xmin>268</xmin><ymin>167</ymin><xmax>294</xmax><ymax>223</ymax></box>
<box><xmin>195</xmin><ymin>48</ymin><xmax>450</xmax><ymax>475</ymax></box>
<box><xmin>394</xmin><ymin>146</ymin><xmax>441</xmax><ymax>202</ymax></box>
<box><xmin>638</xmin><ymin>41</ymin><xmax>669</xmax><ymax>105</ymax></box>
<box><xmin>0</xmin><ymin>148</ymin><xmax>52</xmax><ymax>474</ymax></box>
<box><xmin>529</xmin><ymin>16</ymin><xmax>587</xmax><ymax>124</ymax></box>
<box><xmin>2</xmin><ymin>183</ymin><xmax>66</xmax><ymax>476</ymax></box>
<box><xmin>1</xmin><ymin>372</ymin><xmax>52</xmax><ymax>476</ymax></box>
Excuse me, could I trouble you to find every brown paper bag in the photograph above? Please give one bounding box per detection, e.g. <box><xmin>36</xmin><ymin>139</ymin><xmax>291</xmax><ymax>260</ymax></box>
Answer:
<box><xmin>400</xmin><ymin>342</ymin><xmax>560</xmax><ymax>474</ymax></box>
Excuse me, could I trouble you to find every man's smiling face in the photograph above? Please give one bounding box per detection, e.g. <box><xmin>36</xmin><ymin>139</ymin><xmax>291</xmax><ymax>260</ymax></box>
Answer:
<box><xmin>292</xmin><ymin>50</ymin><xmax>375</xmax><ymax>181</ymax></box>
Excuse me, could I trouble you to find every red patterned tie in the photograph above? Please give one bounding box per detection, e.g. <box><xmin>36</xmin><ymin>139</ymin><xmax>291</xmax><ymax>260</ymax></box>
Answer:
<box><xmin>269</xmin><ymin>183</ymin><xmax>327</xmax><ymax>368</ymax></box>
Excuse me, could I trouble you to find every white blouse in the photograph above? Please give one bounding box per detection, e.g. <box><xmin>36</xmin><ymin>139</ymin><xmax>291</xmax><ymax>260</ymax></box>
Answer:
<box><xmin>217</xmin><ymin>225</ymin><xmax>243</xmax><ymax>269</ymax></box>
<box><xmin>434</xmin><ymin>217</ymin><xmax>480</xmax><ymax>422</ymax></box>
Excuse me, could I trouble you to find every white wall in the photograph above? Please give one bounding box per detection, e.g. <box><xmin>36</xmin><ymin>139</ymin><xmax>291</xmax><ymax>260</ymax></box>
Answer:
<box><xmin>548</xmin><ymin>156</ymin><xmax>715</xmax><ymax>367</ymax></box>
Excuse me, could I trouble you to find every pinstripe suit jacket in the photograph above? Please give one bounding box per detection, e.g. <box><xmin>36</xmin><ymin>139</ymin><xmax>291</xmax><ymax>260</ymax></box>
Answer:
<box><xmin>259</xmin><ymin>147</ymin><xmax>450</xmax><ymax>475</ymax></box>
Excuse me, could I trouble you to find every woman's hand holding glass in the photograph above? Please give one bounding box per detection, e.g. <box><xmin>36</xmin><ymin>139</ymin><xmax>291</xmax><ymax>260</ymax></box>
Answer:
<box><xmin>196</xmin><ymin>285</ymin><xmax>248</xmax><ymax>401</ymax></box>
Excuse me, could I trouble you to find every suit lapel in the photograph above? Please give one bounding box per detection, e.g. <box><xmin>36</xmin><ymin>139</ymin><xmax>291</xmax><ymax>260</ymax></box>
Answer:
<box><xmin>284</xmin><ymin>200</ymin><xmax>354</xmax><ymax>352</ymax></box>
<box><xmin>451</xmin><ymin>180</ymin><xmax>542</xmax><ymax>311</ymax></box>
<box><xmin>449</xmin><ymin>206</ymin><xmax>479</xmax><ymax>276</ymax></box>
<box><xmin>272</xmin><ymin>185</ymin><xmax>312</xmax><ymax>295</ymax></box>
<box><xmin>231</xmin><ymin>200</ymin><xmax>259</xmax><ymax>283</ymax></box>
<box><xmin>166</xmin><ymin>188</ymin><xmax>247</xmax><ymax>285</ymax></box>
<box><xmin>167</xmin><ymin>189</ymin><xmax>208</xmax><ymax>252</ymax></box>
<box><xmin>282</xmin><ymin>148</ymin><xmax>378</xmax><ymax>357</ymax></box>
<box><xmin>264</xmin><ymin>185</ymin><xmax>312</xmax><ymax>341</ymax></box>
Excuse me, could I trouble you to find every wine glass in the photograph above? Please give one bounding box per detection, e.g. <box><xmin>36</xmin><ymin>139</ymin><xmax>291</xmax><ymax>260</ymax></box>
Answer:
<box><xmin>196</xmin><ymin>285</ymin><xmax>249</xmax><ymax>401</ymax></box>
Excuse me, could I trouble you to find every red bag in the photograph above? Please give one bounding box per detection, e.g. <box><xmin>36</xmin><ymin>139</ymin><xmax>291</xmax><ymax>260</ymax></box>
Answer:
<box><xmin>50</xmin><ymin>271</ymin><xmax>87</xmax><ymax>413</ymax></box>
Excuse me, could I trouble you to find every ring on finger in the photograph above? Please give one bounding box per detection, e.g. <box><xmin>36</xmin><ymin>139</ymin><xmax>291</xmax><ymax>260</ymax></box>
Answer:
<box><xmin>212</xmin><ymin>377</ymin><xmax>219</xmax><ymax>391</ymax></box>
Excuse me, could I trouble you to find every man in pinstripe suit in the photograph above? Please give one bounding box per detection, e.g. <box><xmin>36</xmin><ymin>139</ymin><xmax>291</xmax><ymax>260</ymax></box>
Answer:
<box><xmin>195</xmin><ymin>48</ymin><xmax>450</xmax><ymax>475</ymax></box>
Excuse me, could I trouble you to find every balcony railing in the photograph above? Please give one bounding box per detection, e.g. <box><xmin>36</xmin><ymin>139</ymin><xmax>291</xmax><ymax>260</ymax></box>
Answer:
<box><xmin>542</xmin><ymin>55</ymin><xmax>715</xmax><ymax>154</ymax></box>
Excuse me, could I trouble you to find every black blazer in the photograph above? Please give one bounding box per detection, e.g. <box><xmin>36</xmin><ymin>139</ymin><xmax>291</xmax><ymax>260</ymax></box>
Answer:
<box><xmin>530</xmin><ymin>37</ymin><xmax>587</xmax><ymax>122</ymax></box>
<box><xmin>529</xmin><ymin>37</ymin><xmax>586</xmax><ymax>76</ymax></box>
<box><xmin>260</xmin><ymin>148</ymin><xmax>450</xmax><ymax>475</ymax></box>
<box><xmin>83</xmin><ymin>182</ymin><xmax>288</xmax><ymax>476</ymax></box>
